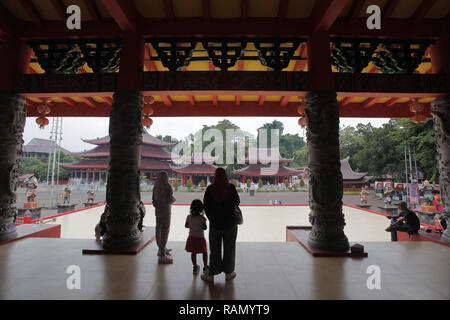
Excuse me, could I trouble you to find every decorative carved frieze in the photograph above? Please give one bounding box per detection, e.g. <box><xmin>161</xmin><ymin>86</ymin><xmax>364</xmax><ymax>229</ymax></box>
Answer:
<box><xmin>0</xmin><ymin>95</ymin><xmax>26</xmax><ymax>241</ymax></box>
<box><xmin>79</xmin><ymin>40</ymin><xmax>121</xmax><ymax>73</ymax></box>
<box><xmin>148</xmin><ymin>40</ymin><xmax>197</xmax><ymax>71</ymax></box>
<box><xmin>102</xmin><ymin>91</ymin><xmax>143</xmax><ymax>249</ymax></box>
<box><xmin>29</xmin><ymin>42</ymin><xmax>85</xmax><ymax>74</ymax></box>
<box><xmin>202</xmin><ymin>39</ymin><xmax>247</xmax><ymax>71</ymax></box>
<box><xmin>331</xmin><ymin>39</ymin><xmax>378</xmax><ymax>73</ymax></box>
<box><xmin>254</xmin><ymin>40</ymin><xmax>302</xmax><ymax>71</ymax></box>
<box><xmin>305</xmin><ymin>91</ymin><xmax>349</xmax><ymax>251</ymax></box>
<box><xmin>431</xmin><ymin>96</ymin><xmax>450</xmax><ymax>244</ymax></box>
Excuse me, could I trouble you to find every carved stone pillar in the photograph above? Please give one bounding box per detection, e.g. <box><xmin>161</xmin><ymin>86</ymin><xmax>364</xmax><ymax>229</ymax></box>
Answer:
<box><xmin>0</xmin><ymin>95</ymin><xmax>26</xmax><ymax>241</ymax></box>
<box><xmin>305</xmin><ymin>91</ymin><xmax>349</xmax><ymax>251</ymax></box>
<box><xmin>431</xmin><ymin>96</ymin><xmax>450</xmax><ymax>244</ymax></box>
<box><xmin>102</xmin><ymin>91</ymin><xmax>143</xmax><ymax>249</ymax></box>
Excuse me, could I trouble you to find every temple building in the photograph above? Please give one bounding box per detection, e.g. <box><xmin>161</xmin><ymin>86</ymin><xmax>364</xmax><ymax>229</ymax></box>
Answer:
<box><xmin>61</xmin><ymin>131</ymin><xmax>174</xmax><ymax>183</ymax></box>
<box><xmin>340</xmin><ymin>157</ymin><xmax>372</xmax><ymax>187</ymax></box>
<box><xmin>23</xmin><ymin>138</ymin><xmax>70</xmax><ymax>162</ymax></box>
<box><xmin>233</xmin><ymin>149</ymin><xmax>303</xmax><ymax>184</ymax></box>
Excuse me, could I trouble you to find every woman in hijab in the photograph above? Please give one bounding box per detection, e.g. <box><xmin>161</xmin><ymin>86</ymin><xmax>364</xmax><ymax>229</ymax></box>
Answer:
<box><xmin>201</xmin><ymin>167</ymin><xmax>240</xmax><ymax>282</ymax></box>
<box><xmin>152</xmin><ymin>171</ymin><xmax>176</xmax><ymax>264</ymax></box>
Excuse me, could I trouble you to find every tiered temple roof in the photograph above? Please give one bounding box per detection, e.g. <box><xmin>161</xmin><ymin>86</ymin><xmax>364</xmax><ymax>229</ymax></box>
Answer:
<box><xmin>61</xmin><ymin>132</ymin><xmax>173</xmax><ymax>170</ymax></box>
<box><xmin>340</xmin><ymin>157</ymin><xmax>372</xmax><ymax>186</ymax></box>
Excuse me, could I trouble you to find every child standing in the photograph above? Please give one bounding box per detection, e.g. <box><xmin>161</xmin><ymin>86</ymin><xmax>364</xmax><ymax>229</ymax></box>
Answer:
<box><xmin>185</xmin><ymin>199</ymin><xmax>209</xmax><ymax>274</ymax></box>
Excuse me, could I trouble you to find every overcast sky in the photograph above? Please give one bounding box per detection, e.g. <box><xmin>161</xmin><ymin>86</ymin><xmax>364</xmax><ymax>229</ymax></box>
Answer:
<box><xmin>23</xmin><ymin>117</ymin><xmax>391</xmax><ymax>152</ymax></box>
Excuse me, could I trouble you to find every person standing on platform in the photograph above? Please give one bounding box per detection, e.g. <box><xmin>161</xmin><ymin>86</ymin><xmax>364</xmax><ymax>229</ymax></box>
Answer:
<box><xmin>185</xmin><ymin>199</ymin><xmax>209</xmax><ymax>275</ymax></box>
<box><xmin>152</xmin><ymin>171</ymin><xmax>175</xmax><ymax>264</ymax></box>
<box><xmin>63</xmin><ymin>186</ymin><xmax>71</xmax><ymax>204</ymax></box>
<box><xmin>201</xmin><ymin>168</ymin><xmax>240</xmax><ymax>283</ymax></box>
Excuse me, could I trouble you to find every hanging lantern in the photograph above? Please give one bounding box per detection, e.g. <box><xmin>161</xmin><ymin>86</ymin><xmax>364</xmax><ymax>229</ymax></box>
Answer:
<box><xmin>143</xmin><ymin>105</ymin><xmax>154</xmax><ymax>116</ymax></box>
<box><xmin>409</xmin><ymin>99</ymin><xmax>424</xmax><ymax>113</ymax></box>
<box><xmin>145</xmin><ymin>96</ymin><xmax>155</xmax><ymax>105</ymax></box>
<box><xmin>297</xmin><ymin>104</ymin><xmax>305</xmax><ymax>116</ymax></box>
<box><xmin>37</xmin><ymin>103</ymin><xmax>51</xmax><ymax>116</ymax></box>
<box><xmin>412</xmin><ymin>113</ymin><xmax>426</xmax><ymax>124</ymax></box>
<box><xmin>142</xmin><ymin>117</ymin><xmax>153</xmax><ymax>128</ymax></box>
<box><xmin>36</xmin><ymin>116</ymin><xmax>49</xmax><ymax>129</ymax></box>
<box><xmin>298</xmin><ymin>117</ymin><xmax>307</xmax><ymax>128</ymax></box>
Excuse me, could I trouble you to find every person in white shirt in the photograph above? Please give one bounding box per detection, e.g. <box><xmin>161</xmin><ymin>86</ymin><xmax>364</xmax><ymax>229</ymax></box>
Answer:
<box><xmin>185</xmin><ymin>199</ymin><xmax>209</xmax><ymax>275</ymax></box>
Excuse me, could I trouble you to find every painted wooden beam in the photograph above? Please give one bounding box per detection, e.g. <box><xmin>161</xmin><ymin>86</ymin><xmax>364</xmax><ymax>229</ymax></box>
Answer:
<box><xmin>99</xmin><ymin>0</ymin><xmax>137</xmax><ymax>31</ymax></box>
<box><xmin>80</xmin><ymin>97</ymin><xmax>97</xmax><ymax>108</ymax></box>
<box><xmin>50</xmin><ymin>0</ymin><xmax>67</xmax><ymax>21</ymax></box>
<box><xmin>280</xmin><ymin>96</ymin><xmax>290</xmax><ymax>107</ymax></box>
<box><xmin>161</xmin><ymin>95</ymin><xmax>173</xmax><ymax>107</ymax></box>
<box><xmin>189</xmin><ymin>95</ymin><xmax>196</xmax><ymax>106</ymax></box>
<box><xmin>102</xmin><ymin>96</ymin><xmax>113</xmax><ymax>106</ymax></box>
<box><xmin>362</xmin><ymin>97</ymin><xmax>378</xmax><ymax>108</ymax></box>
<box><xmin>84</xmin><ymin>0</ymin><xmax>102</xmax><ymax>24</ymax></box>
<box><xmin>385</xmin><ymin>97</ymin><xmax>401</xmax><ymax>107</ymax></box>
<box><xmin>339</xmin><ymin>97</ymin><xmax>352</xmax><ymax>106</ymax></box>
<box><xmin>258</xmin><ymin>96</ymin><xmax>265</xmax><ymax>105</ymax></box>
<box><xmin>312</xmin><ymin>0</ymin><xmax>351</xmax><ymax>32</ymax></box>
<box><xmin>18</xmin><ymin>0</ymin><xmax>43</xmax><ymax>28</ymax></box>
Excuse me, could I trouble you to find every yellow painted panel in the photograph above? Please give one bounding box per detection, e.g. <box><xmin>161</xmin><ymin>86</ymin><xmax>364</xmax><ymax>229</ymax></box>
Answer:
<box><xmin>391</xmin><ymin>0</ymin><xmax>422</xmax><ymax>18</ymax></box>
<box><xmin>397</xmin><ymin>98</ymin><xmax>410</xmax><ymax>103</ymax></box>
<box><xmin>289</xmin><ymin>96</ymin><xmax>300</xmax><ymax>102</ymax></box>
<box><xmin>186</xmin><ymin>61</ymin><xmax>213</xmax><ymax>71</ymax></box>
<box><xmin>244</xmin><ymin>60</ymin><xmax>267</xmax><ymax>71</ymax></box>
<box><xmin>248</xmin><ymin>0</ymin><xmax>279</xmax><ymax>17</ymax></box>
<box><xmin>218</xmin><ymin>95</ymin><xmax>235</xmax><ymax>101</ymax></box>
<box><xmin>425</xmin><ymin>0</ymin><xmax>450</xmax><ymax>18</ymax></box>
<box><xmin>265</xmin><ymin>96</ymin><xmax>282</xmax><ymax>102</ymax></box>
<box><xmin>173</xmin><ymin>0</ymin><xmax>202</xmax><ymax>17</ymax></box>
<box><xmin>377</xmin><ymin>98</ymin><xmax>390</xmax><ymax>103</ymax></box>
<box><xmin>211</xmin><ymin>0</ymin><xmax>241</xmax><ymax>18</ymax></box>
<box><xmin>169</xmin><ymin>95</ymin><xmax>189</xmax><ymax>101</ymax></box>
<box><xmin>30</xmin><ymin>98</ymin><xmax>43</xmax><ymax>102</ymax></box>
<box><xmin>92</xmin><ymin>97</ymin><xmax>104</xmax><ymax>102</ymax></box>
<box><xmin>286</xmin><ymin>0</ymin><xmax>315</xmax><ymax>18</ymax></box>
<box><xmin>134</xmin><ymin>0</ymin><xmax>166</xmax><ymax>18</ymax></box>
<box><xmin>153</xmin><ymin>96</ymin><xmax>163</xmax><ymax>102</ymax></box>
<box><xmin>240</xmin><ymin>95</ymin><xmax>259</xmax><ymax>101</ymax></box>
<box><xmin>417</xmin><ymin>62</ymin><xmax>432</xmax><ymax>74</ymax></box>
<box><xmin>70</xmin><ymin>97</ymin><xmax>83</xmax><ymax>102</ymax></box>
<box><xmin>193</xmin><ymin>95</ymin><xmax>213</xmax><ymax>101</ymax></box>
<box><xmin>30</xmin><ymin>63</ymin><xmax>45</xmax><ymax>74</ymax></box>
<box><xmin>154</xmin><ymin>61</ymin><xmax>169</xmax><ymax>71</ymax></box>
<box><xmin>52</xmin><ymin>98</ymin><xmax>65</xmax><ymax>103</ymax></box>
<box><xmin>419</xmin><ymin>97</ymin><xmax>436</xmax><ymax>103</ymax></box>
<box><xmin>351</xmin><ymin>97</ymin><xmax>368</xmax><ymax>103</ymax></box>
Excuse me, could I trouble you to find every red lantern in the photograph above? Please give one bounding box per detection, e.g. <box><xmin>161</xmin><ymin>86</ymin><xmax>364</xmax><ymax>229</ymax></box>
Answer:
<box><xmin>297</xmin><ymin>104</ymin><xmax>305</xmax><ymax>115</ymax></box>
<box><xmin>143</xmin><ymin>105</ymin><xmax>154</xmax><ymax>116</ymax></box>
<box><xmin>298</xmin><ymin>117</ymin><xmax>307</xmax><ymax>128</ymax></box>
<box><xmin>409</xmin><ymin>99</ymin><xmax>424</xmax><ymax>113</ymax></box>
<box><xmin>142</xmin><ymin>117</ymin><xmax>153</xmax><ymax>128</ymax></box>
<box><xmin>412</xmin><ymin>113</ymin><xmax>426</xmax><ymax>124</ymax></box>
<box><xmin>145</xmin><ymin>96</ymin><xmax>155</xmax><ymax>105</ymax></box>
<box><xmin>37</xmin><ymin>103</ymin><xmax>51</xmax><ymax>116</ymax></box>
<box><xmin>36</xmin><ymin>116</ymin><xmax>49</xmax><ymax>129</ymax></box>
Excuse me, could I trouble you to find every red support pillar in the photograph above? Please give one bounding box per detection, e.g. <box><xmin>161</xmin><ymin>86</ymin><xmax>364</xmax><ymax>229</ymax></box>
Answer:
<box><xmin>431</xmin><ymin>37</ymin><xmax>450</xmax><ymax>93</ymax></box>
<box><xmin>307</xmin><ymin>31</ymin><xmax>335</xmax><ymax>92</ymax></box>
<box><xmin>0</xmin><ymin>36</ymin><xmax>31</xmax><ymax>93</ymax></box>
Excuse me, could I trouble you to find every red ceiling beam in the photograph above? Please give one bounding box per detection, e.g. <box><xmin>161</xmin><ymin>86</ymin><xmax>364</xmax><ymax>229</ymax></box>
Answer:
<box><xmin>25</xmin><ymin>100</ymin><xmax>432</xmax><ymax>119</ymax></box>
<box><xmin>189</xmin><ymin>95</ymin><xmax>196</xmax><ymax>106</ymax></box>
<box><xmin>410</xmin><ymin>0</ymin><xmax>437</xmax><ymax>25</ymax></box>
<box><xmin>362</xmin><ymin>97</ymin><xmax>378</xmax><ymax>109</ymax></box>
<box><xmin>80</xmin><ymin>97</ymin><xmax>97</xmax><ymax>108</ymax></box>
<box><xmin>84</xmin><ymin>0</ymin><xmax>102</xmax><ymax>24</ymax></box>
<box><xmin>312</xmin><ymin>0</ymin><xmax>351</xmax><ymax>32</ymax></box>
<box><xmin>241</xmin><ymin>0</ymin><xmax>248</xmax><ymax>24</ymax></box>
<box><xmin>165</xmin><ymin>0</ymin><xmax>175</xmax><ymax>24</ymax></box>
<box><xmin>278</xmin><ymin>0</ymin><xmax>289</xmax><ymax>24</ymax></box>
<box><xmin>59</xmin><ymin>97</ymin><xmax>76</xmax><ymax>107</ymax></box>
<box><xmin>15</xmin><ymin>17</ymin><xmax>446</xmax><ymax>40</ymax></box>
<box><xmin>0</xmin><ymin>3</ymin><xmax>17</xmax><ymax>36</ymax></box>
<box><xmin>385</xmin><ymin>97</ymin><xmax>401</xmax><ymax>107</ymax></box>
<box><xmin>339</xmin><ymin>97</ymin><xmax>352</xmax><ymax>106</ymax></box>
<box><xmin>235</xmin><ymin>95</ymin><xmax>241</xmax><ymax>106</ymax></box>
<box><xmin>18</xmin><ymin>0</ymin><xmax>44</xmax><ymax>28</ymax></box>
<box><xmin>50</xmin><ymin>0</ymin><xmax>66</xmax><ymax>21</ymax></box>
<box><xmin>280</xmin><ymin>96</ymin><xmax>290</xmax><ymax>107</ymax></box>
<box><xmin>102</xmin><ymin>96</ymin><xmax>113</xmax><ymax>106</ymax></box>
<box><xmin>161</xmin><ymin>95</ymin><xmax>173</xmax><ymax>107</ymax></box>
<box><xmin>382</xmin><ymin>0</ymin><xmax>401</xmax><ymax>25</ymax></box>
<box><xmin>99</xmin><ymin>0</ymin><xmax>137</xmax><ymax>31</ymax></box>
<box><xmin>258</xmin><ymin>96</ymin><xmax>265</xmax><ymax>105</ymax></box>
<box><xmin>202</xmin><ymin>0</ymin><xmax>210</xmax><ymax>24</ymax></box>
<box><xmin>346</xmin><ymin>0</ymin><xmax>365</xmax><ymax>23</ymax></box>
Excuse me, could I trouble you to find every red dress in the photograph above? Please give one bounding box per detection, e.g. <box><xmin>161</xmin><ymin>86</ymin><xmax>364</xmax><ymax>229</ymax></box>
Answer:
<box><xmin>185</xmin><ymin>214</ymin><xmax>208</xmax><ymax>254</ymax></box>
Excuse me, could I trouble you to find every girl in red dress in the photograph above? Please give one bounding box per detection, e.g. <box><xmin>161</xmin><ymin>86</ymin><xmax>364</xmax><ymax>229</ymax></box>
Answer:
<box><xmin>185</xmin><ymin>199</ymin><xmax>209</xmax><ymax>274</ymax></box>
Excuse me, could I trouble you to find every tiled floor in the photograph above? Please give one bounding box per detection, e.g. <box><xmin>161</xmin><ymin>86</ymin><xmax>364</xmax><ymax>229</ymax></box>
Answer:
<box><xmin>0</xmin><ymin>237</ymin><xmax>448</xmax><ymax>300</ymax></box>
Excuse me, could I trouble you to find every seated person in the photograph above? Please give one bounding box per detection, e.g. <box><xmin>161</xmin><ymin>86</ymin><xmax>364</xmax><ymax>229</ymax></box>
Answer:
<box><xmin>435</xmin><ymin>214</ymin><xmax>447</xmax><ymax>233</ymax></box>
<box><xmin>385</xmin><ymin>201</ymin><xmax>421</xmax><ymax>241</ymax></box>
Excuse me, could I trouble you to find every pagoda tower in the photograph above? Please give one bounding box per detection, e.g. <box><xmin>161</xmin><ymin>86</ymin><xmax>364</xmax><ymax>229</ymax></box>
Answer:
<box><xmin>62</xmin><ymin>131</ymin><xmax>175</xmax><ymax>183</ymax></box>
